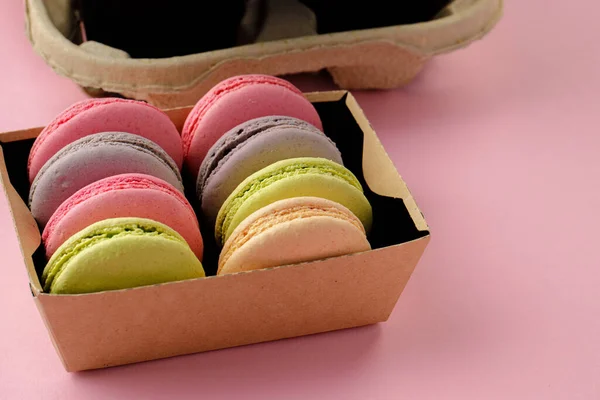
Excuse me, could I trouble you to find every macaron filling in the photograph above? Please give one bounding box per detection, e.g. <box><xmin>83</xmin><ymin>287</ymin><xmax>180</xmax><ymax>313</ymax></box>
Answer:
<box><xmin>42</xmin><ymin>222</ymin><xmax>181</xmax><ymax>292</ymax></box>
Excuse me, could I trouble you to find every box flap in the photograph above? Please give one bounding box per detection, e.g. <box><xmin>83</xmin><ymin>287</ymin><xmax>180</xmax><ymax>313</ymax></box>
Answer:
<box><xmin>0</xmin><ymin>147</ymin><xmax>42</xmax><ymax>293</ymax></box>
<box><xmin>344</xmin><ymin>92</ymin><xmax>428</xmax><ymax>231</ymax></box>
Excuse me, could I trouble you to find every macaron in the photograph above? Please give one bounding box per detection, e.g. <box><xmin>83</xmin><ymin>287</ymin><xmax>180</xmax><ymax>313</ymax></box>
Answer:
<box><xmin>41</xmin><ymin>217</ymin><xmax>205</xmax><ymax>294</ymax></box>
<box><xmin>197</xmin><ymin>115</ymin><xmax>343</xmax><ymax>225</ymax></box>
<box><xmin>218</xmin><ymin>197</ymin><xmax>371</xmax><ymax>276</ymax></box>
<box><xmin>29</xmin><ymin>132</ymin><xmax>183</xmax><ymax>228</ymax></box>
<box><xmin>182</xmin><ymin>74</ymin><xmax>323</xmax><ymax>180</ymax></box>
<box><xmin>42</xmin><ymin>173</ymin><xmax>203</xmax><ymax>260</ymax></box>
<box><xmin>28</xmin><ymin>97</ymin><xmax>183</xmax><ymax>183</ymax></box>
<box><xmin>215</xmin><ymin>157</ymin><xmax>373</xmax><ymax>246</ymax></box>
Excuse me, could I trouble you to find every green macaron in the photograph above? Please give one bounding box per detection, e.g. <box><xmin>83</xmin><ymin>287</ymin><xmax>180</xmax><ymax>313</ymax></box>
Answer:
<box><xmin>42</xmin><ymin>217</ymin><xmax>205</xmax><ymax>294</ymax></box>
<box><xmin>215</xmin><ymin>157</ymin><xmax>373</xmax><ymax>246</ymax></box>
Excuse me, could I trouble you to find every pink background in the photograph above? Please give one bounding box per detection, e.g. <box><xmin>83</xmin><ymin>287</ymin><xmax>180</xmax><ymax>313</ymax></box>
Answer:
<box><xmin>1</xmin><ymin>1</ymin><xmax>599</xmax><ymax>399</ymax></box>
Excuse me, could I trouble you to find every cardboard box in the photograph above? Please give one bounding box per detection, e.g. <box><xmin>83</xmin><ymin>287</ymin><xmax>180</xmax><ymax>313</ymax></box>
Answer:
<box><xmin>0</xmin><ymin>91</ymin><xmax>430</xmax><ymax>372</ymax></box>
<box><xmin>25</xmin><ymin>0</ymin><xmax>503</xmax><ymax>108</ymax></box>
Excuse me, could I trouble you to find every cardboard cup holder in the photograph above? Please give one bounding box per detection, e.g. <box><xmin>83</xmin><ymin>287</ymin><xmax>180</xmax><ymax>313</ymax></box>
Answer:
<box><xmin>25</xmin><ymin>0</ymin><xmax>503</xmax><ymax>108</ymax></box>
<box><xmin>0</xmin><ymin>91</ymin><xmax>430</xmax><ymax>371</ymax></box>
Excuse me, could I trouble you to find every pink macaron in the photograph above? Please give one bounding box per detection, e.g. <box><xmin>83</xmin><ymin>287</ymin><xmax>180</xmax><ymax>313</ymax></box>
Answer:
<box><xmin>28</xmin><ymin>97</ymin><xmax>183</xmax><ymax>183</ymax></box>
<box><xmin>181</xmin><ymin>74</ymin><xmax>323</xmax><ymax>180</ymax></box>
<box><xmin>42</xmin><ymin>173</ymin><xmax>203</xmax><ymax>260</ymax></box>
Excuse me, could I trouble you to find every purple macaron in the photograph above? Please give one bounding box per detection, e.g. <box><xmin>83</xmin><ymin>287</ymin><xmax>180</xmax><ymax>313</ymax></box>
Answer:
<box><xmin>29</xmin><ymin>132</ymin><xmax>183</xmax><ymax>228</ymax></box>
<box><xmin>196</xmin><ymin>115</ymin><xmax>343</xmax><ymax>225</ymax></box>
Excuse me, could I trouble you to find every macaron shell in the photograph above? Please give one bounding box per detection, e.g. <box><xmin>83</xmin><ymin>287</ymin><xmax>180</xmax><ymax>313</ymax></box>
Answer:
<box><xmin>28</xmin><ymin>98</ymin><xmax>183</xmax><ymax>183</ymax></box>
<box><xmin>183</xmin><ymin>75</ymin><xmax>322</xmax><ymax>178</ymax></box>
<box><xmin>218</xmin><ymin>215</ymin><xmax>371</xmax><ymax>276</ymax></box>
<box><xmin>200</xmin><ymin>125</ymin><xmax>343</xmax><ymax>224</ymax></box>
<box><xmin>48</xmin><ymin>229</ymin><xmax>204</xmax><ymax>294</ymax></box>
<box><xmin>29</xmin><ymin>134</ymin><xmax>183</xmax><ymax>228</ymax></box>
<box><xmin>42</xmin><ymin>174</ymin><xmax>203</xmax><ymax>260</ymax></box>
<box><xmin>219</xmin><ymin>196</ymin><xmax>367</xmax><ymax>273</ymax></box>
<box><xmin>221</xmin><ymin>173</ymin><xmax>373</xmax><ymax>244</ymax></box>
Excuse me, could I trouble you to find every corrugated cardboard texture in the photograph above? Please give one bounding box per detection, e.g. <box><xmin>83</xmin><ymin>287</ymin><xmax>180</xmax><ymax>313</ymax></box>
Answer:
<box><xmin>0</xmin><ymin>92</ymin><xmax>430</xmax><ymax>371</ymax></box>
<box><xmin>25</xmin><ymin>0</ymin><xmax>503</xmax><ymax>108</ymax></box>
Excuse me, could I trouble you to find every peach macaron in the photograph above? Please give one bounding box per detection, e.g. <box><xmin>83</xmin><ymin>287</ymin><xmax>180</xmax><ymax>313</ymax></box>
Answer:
<box><xmin>218</xmin><ymin>197</ymin><xmax>371</xmax><ymax>276</ymax></box>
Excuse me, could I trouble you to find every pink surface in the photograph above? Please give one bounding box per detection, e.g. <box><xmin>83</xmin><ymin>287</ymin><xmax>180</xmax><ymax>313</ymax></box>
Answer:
<box><xmin>28</xmin><ymin>98</ymin><xmax>184</xmax><ymax>182</ymax></box>
<box><xmin>1</xmin><ymin>1</ymin><xmax>599</xmax><ymax>399</ymax></box>
<box><xmin>182</xmin><ymin>75</ymin><xmax>323</xmax><ymax>179</ymax></box>
<box><xmin>43</xmin><ymin>174</ymin><xmax>203</xmax><ymax>260</ymax></box>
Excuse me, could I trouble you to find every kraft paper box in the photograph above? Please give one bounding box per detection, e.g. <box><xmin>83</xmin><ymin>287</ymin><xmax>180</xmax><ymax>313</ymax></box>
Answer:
<box><xmin>0</xmin><ymin>91</ymin><xmax>430</xmax><ymax>372</ymax></box>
